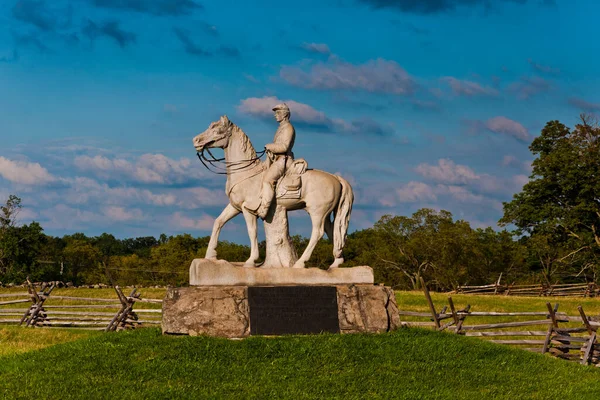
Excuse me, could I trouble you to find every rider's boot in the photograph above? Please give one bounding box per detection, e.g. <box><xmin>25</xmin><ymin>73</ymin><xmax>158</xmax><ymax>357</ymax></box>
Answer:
<box><xmin>256</xmin><ymin>182</ymin><xmax>275</xmax><ymax>219</ymax></box>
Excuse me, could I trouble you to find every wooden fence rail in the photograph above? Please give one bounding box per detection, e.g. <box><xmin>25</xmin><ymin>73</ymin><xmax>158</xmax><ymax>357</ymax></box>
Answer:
<box><xmin>0</xmin><ymin>280</ymin><xmax>162</xmax><ymax>331</ymax></box>
<box><xmin>400</xmin><ymin>278</ymin><xmax>600</xmax><ymax>367</ymax></box>
<box><xmin>451</xmin><ymin>275</ymin><xmax>599</xmax><ymax>297</ymax></box>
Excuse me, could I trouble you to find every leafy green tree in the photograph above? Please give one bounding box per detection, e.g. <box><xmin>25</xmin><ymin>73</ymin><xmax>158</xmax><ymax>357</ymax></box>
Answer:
<box><xmin>371</xmin><ymin>209</ymin><xmax>472</xmax><ymax>290</ymax></box>
<box><xmin>0</xmin><ymin>195</ymin><xmax>47</xmax><ymax>282</ymax></box>
<box><xmin>147</xmin><ymin>234</ymin><xmax>208</xmax><ymax>285</ymax></box>
<box><xmin>0</xmin><ymin>195</ymin><xmax>21</xmax><ymax>228</ymax></box>
<box><xmin>473</xmin><ymin>228</ymin><xmax>526</xmax><ymax>284</ymax></box>
<box><xmin>62</xmin><ymin>240</ymin><xmax>102</xmax><ymax>284</ymax></box>
<box><xmin>122</xmin><ymin>236</ymin><xmax>158</xmax><ymax>258</ymax></box>
<box><xmin>500</xmin><ymin>115</ymin><xmax>600</xmax><ymax>281</ymax></box>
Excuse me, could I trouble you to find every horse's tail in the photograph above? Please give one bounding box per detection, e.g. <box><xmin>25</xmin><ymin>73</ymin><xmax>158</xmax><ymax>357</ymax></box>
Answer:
<box><xmin>333</xmin><ymin>175</ymin><xmax>354</xmax><ymax>259</ymax></box>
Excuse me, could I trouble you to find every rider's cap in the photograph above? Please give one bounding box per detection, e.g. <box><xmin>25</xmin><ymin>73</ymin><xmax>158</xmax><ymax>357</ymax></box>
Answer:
<box><xmin>272</xmin><ymin>103</ymin><xmax>290</xmax><ymax>112</ymax></box>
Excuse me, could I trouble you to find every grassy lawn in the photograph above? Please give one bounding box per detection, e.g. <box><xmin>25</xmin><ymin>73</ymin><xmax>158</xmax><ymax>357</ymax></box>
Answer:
<box><xmin>1</xmin><ymin>288</ymin><xmax>600</xmax><ymax>398</ymax></box>
<box><xmin>0</xmin><ymin>327</ymin><xmax>599</xmax><ymax>399</ymax></box>
<box><xmin>0</xmin><ymin>325</ymin><xmax>99</xmax><ymax>357</ymax></box>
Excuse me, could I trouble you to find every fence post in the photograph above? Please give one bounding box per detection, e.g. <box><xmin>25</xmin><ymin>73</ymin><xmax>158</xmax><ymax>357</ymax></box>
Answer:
<box><xmin>105</xmin><ymin>286</ymin><xmax>139</xmax><ymax>332</ymax></box>
<box><xmin>542</xmin><ymin>303</ymin><xmax>560</xmax><ymax>354</ymax></box>
<box><xmin>420</xmin><ymin>277</ymin><xmax>440</xmax><ymax>329</ymax></box>
<box><xmin>20</xmin><ymin>280</ymin><xmax>55</xmax><ymax>327</ymax></box>
<box><xmin>494</xmin><ymin>273</ymin><xmax>502</xmax><ymax>295</ymax></box>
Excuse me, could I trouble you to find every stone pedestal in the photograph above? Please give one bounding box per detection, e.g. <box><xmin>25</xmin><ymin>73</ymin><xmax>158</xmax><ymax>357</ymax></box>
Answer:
<box><xmin>162</xmin><ymin>284</ymin><xmax>400</xmax><ymax>338</ymax></box>
<box><xmin>162</xmin><ymin>286</ymin><xmax>249</xmax><ymax>338</ymax></box>
<box><xmin>189</xmin><ymin>258</ymin><xmax>374</xmax><ymax>286</ymax></box>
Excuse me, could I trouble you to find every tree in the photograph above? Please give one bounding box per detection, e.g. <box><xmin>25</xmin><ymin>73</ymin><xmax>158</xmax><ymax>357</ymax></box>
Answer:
<box><xmin>371</xmin><ymin>209</ymin><xmax>478</xmax><ymax>290</ymax></box>
<box><xmin>500</xmin><ymin>115</ymin><xmax>600</xmax><ymax>280</ymax></box>
<box><xmin>0</xmin><ymin>195</ymin><xmax>46</xmax><ymax>282</ymax></box>
<box><xmin>0</xmin><ymin>195</ymin><xmax>21</xmax><ymax>229</ymax></box>
<box><xmin>62</xmin><ymin>240</ymin><xmax>102</xmax><ymax>284</ymax></box>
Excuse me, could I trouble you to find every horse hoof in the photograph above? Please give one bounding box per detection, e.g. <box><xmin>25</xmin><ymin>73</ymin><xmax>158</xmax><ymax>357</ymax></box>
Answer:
<box><xmin>205</xmin><ymin>252</ymin><xmax>217</xmax><ymax>260</ymax></box>
<box><xmin>328</xmin><ymin>258</ymin><xmax>344</xmax><ymax>269</ymax></box>
<box><xmin>292</xmin><ymin>261</ymin><xmax>305</xmax><ymax>269</ymax></box>
<box><xmin>243</xmin><ymin>261</ymin><xmax>256</xmax><ymax>268</ymax></box>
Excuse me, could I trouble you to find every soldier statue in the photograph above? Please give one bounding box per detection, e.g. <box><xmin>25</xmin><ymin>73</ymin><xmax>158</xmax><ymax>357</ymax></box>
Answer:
<box><xmin>249</xmin><ymin>103</ymin><xmax>296</xmax><ymax>219</ymax></box>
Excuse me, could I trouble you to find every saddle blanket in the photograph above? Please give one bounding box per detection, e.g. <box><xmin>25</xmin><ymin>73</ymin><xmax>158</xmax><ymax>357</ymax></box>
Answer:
<box><xmin>276</xmin><ymin>174</ymin><xmax>301</xmax><ymax>199</ymax></box>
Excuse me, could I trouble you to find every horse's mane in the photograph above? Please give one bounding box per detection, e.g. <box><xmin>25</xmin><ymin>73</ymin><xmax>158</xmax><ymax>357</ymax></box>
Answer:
<box><xmin>230</xmin><ymin>123</ymin><xmax>257</xmax><ymax>157</ymax></box>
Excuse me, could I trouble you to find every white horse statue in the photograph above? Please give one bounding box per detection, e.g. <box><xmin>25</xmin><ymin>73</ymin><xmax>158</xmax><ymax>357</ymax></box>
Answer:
<box><xmin>193</xmin><ymin>115</ymin><xmax>354</xmax><ymax>270</ymax></box>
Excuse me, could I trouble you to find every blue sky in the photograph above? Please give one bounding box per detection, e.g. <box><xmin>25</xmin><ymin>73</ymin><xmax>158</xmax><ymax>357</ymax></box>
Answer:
<box><xmin>1</xmin><ymin>0</ymin><xmax>599</xmax><ymax>243</ymax></box>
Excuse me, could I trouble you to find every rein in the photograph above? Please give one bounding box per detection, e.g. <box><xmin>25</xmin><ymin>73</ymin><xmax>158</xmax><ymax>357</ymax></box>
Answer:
<box><xmin>196</xmin><ymin>148</ymin><xmax>267</xmax><ymax>175</ymax></box>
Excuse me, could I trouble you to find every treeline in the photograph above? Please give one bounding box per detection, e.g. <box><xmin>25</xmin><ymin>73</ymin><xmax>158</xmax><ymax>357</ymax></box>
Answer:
<box><xmin>0</xmin><ymin>203</ymin><xmax>596</xmax><ymax>290</ymax></box>
<box><xmin>1</xmin><ymin>115</ymin><xmax>599</xmax><ymax>290</ymax></box>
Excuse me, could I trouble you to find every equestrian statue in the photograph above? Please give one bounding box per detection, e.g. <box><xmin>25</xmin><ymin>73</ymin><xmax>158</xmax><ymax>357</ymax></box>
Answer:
<box><xmin>192</xmin><ymin>103</ymin><xmax>353</xmax><ymax>270</ymax></box>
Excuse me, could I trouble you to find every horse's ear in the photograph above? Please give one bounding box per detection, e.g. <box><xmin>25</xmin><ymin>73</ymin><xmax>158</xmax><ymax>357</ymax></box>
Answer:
<box><xmin>220</xmin><ymin>115</ymin><xmax>230</xmax><ymax>126</ymax></box>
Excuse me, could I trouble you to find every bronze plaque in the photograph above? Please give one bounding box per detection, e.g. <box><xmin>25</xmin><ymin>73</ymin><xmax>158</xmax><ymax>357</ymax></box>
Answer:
<box><xmin>248</xmin><ymin>286</ymin><xmax>340</xmax><ymax>335</ymax></box>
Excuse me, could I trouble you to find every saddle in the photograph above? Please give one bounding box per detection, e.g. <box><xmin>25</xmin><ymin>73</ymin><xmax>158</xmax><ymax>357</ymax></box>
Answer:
<box><xmin>276</xmin><ymin>158</ymin><xmax>307</xmax><ymax>199</ymax></box>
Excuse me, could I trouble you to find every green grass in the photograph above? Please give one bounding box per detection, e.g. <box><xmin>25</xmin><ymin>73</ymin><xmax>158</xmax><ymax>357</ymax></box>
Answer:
<box><xmin>1</xmin><ymin>289</ymin><xmax>600</xmax><ymax>398</ymax></box>
<box><xmin>1</xmin><ymin>327</ymin><xmax>599</xmax><ymax>399</ymax></box>
<box><xmin>0</xmin><ymin>325</ymin><xmax>99</xmax><ymax>356</ymax></box>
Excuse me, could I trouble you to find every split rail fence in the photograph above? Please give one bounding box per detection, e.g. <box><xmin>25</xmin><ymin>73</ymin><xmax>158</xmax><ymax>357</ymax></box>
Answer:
<box><xmin>400</xmin><ymin>278</ymin><xmax>600</xmax><ymax>367</ymax></box>
<box><xmin>0</xmin><ymin>281</ymin><xmax>163</xmax><ymax>331</ymax></box>
<box><xmin>451</xmin><ymin>275</ymin><xmax>599</xmax><ymax>297</ymax></box>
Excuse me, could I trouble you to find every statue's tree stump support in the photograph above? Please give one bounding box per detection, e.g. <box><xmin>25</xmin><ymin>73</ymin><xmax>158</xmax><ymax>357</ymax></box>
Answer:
<box><xmin>262</xmin><ymin>205</ymin><xmax>298</xmax><ymax>268</ymax></box>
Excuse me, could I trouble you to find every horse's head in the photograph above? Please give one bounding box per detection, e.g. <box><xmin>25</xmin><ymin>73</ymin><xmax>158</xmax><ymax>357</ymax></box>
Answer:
<box><xmin>193</xmin><ymin>115</ymin><xmax>233</xmax><ymax>151</ymax></box>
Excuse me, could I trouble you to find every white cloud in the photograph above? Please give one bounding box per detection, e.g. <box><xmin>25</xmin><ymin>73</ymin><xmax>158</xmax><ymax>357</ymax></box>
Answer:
<box><xmin>485</xmin><ymin>116</ymin><xmax>529</xmax><ymax>141</ymax></box>
<box><xmin>279</xmin><ymin>57</ymin><xmax>416</xmax><ymax>95</ymax></box>
<box><xmin>41</xmin><ymin>204</ymin><xmax>106</xmax><ymax>230</ymax></box>
<box><xmin>238</xmin><ymin>96</ymin><xmax>330</xmax><ymax>125</ymax></box>
<box><xmin>0</xmin><ymin>157</ymin><xmax>56</xmax><ymax>185</ymax></box>
<box><xmin>396</xmin><ymin>181</ymin><xmax>438</xmax><ymax>202</ymax></box>
<box><xmin>440</xmin><ymin>185</ymin><xmax>489</xmax><ymax>205</ymax></box>
<box><xmin>441</xmin><ymin>77</ymin><xmax>499</xmax><ymax>97</ymax></box>
<box><xmin>415</xmin><ymin>159</ymin><xmax>479</xmax><ymax>184</ymax></box>
<box><xmin>502</xmin><ymin>155</ymin><xmax>519</xmax><ymax>167</ymax></box>
<box><xmin>513</xmin><ymin>174</ymin><xmax>529</xmax><ymax>189</ymax></box>
<box><xmin>74</xmin><ymin>153</ymin><xmax>204</xmax><ymax>184</ymax></box>
<box><xmin>238</xmin><ymin>96</ymin><xmax>393</xmax><ymax>136</ymax></box>
<box><xmin>503</xmin><ymin>155</ymin><xmax>533</xmax><ymax>174</ymax></box>
<box><xmin>170</xmin><ymin>212</ymin><xmax>215</xmax><ymax>231</ymax></box>
<box><xmin>178</xmin><ymin>187</ymin><xmax>227</xmax><ymax>209</ymax></box>
<box><xmin>103</xmin><ymin>206</ymin><xmax>145</xmax><ymax>222</ymax></box>
<box><xmin>64</xmin><ymin>177</ymin><xmax>178</xmax><ymax>207</ymax></box>
<box><xmin>414</xmin><ymin>158</ymin><xmax>529</xmax><ymax>197</ymax></box>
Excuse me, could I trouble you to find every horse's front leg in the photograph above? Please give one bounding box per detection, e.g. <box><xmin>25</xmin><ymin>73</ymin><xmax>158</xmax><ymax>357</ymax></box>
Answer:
<box><xmin>242</xmin><ymin>208</ymin><xmax>259</xmax><ymax>267</ymax></box>
<box><xmin>205</xmin><ymin>204</ymin><xmax>240</xmax><ymax>259</ymax></box>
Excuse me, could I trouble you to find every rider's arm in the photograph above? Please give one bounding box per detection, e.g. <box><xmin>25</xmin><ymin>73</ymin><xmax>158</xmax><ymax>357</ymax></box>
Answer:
<box><xmin>266</xmin><ymin>126</ymin><xmax>295</xmax><ymax>154</ymax></box>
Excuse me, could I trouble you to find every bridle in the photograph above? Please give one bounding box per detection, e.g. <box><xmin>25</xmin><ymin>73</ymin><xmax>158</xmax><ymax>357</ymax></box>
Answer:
<box><xmin>196</xmin><ymin>146</ymin><xmax>267</xmax><ymax>175</ymax></box>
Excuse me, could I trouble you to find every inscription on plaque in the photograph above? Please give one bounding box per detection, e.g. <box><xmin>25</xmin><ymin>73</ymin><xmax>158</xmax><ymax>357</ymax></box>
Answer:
<box><xmin>248</xmin><ymin>286</ymin><xmax>340</xmax><ymax>335</ymax></box>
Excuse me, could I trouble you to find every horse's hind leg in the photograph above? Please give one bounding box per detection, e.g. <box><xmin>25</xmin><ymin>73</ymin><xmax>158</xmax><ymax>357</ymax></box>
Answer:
<box><xmin>205</xmin><ymin>204</ymin><xmax>240</xmax><ymax>259</ymax></box>
<box><xmin>324</xmin><ymin>212</ymin><xmax>334</xmax><ymax>241</ymax></box>
<box><xmin>242</xmin><ymin>208</ymin><xmax>259</xmax><ymax>267</ymax></box>
<box><xmin>293</xmin><ymin>209</ymin><xmax>327</xmax><ymax>269</ymax></box>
